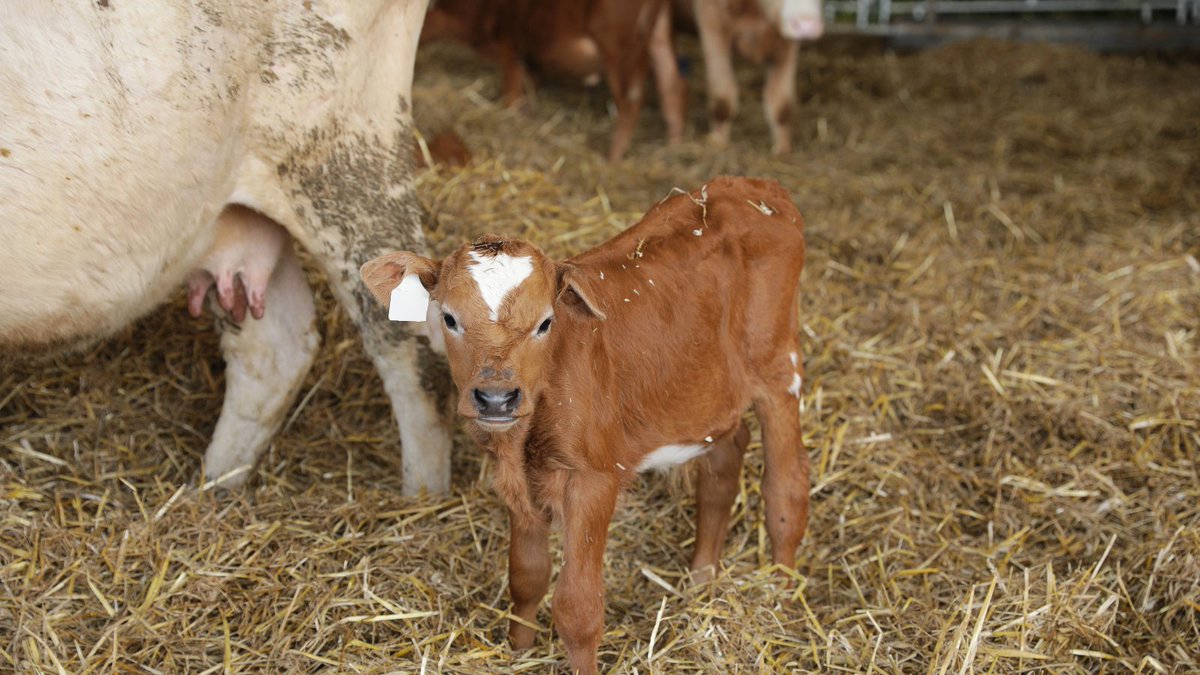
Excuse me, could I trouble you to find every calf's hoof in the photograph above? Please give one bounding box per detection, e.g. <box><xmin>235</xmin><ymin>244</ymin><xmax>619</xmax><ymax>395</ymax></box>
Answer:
<box><xmin>509</xmin><ymin>621</ymin><xmax>539</xmax><ymax>652</ymax></box>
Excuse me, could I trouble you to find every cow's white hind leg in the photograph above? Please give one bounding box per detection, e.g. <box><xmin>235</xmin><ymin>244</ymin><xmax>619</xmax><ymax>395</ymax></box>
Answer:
<box><xmin>203</xmin><ymin>241</ymin><xmax>319</xmax><ymax>487</ymax></box>
<box><xmin>696</xmin><ymin>0</ymin><xmax>739</xmax><ymax>148</ymax></box>
<box><xmin>763</xmin><ymin>40</ymin><xmax>799</xmax><ymax>156</ymax></box>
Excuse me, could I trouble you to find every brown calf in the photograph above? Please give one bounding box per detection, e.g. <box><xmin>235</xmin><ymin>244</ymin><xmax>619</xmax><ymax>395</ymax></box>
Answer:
<box><xmin>413</xmin><ymin>129</ymin><xmax>472</xmax><ymax>169</ymax></box>
<box><xmin>422</xmin><ymin>0</ymin><xmax>687</xmax><ymax>161</ymax></box>
<box><xmin>362</xmin><ymin>177</ymin><xmax>810</xmax><ymax>674</ymax></box>
<box><xmin>677</xmin><ymin>0</ymin><xmax>825</xmax><ymax>155</ymax></box>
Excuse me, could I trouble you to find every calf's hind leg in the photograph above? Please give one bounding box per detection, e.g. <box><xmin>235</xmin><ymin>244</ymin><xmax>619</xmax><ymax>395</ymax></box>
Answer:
<box><xmin>690</xmin><ymin>421</ymin><xmax>750</xmax><ymax>583</ymax></box>
<box><xmin>753</xmin><ymin>387</ymin><xmax>810</xmax><ymax>569</ymax></box>
<box><xmin>203</xmin><ymin>219</ymin><xmax>319</xmax><ymax>487</ymax></box>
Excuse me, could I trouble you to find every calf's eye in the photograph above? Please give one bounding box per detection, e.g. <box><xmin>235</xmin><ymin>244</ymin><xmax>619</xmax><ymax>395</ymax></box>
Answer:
<box><xmin>443</xmin><ymin>312</ymin><xmax>458</xmax><ymax>331</ymax></box>
<box><xmin>536</xmin><ymin>317</ymin><xmax>553</xmax><ymax>336</ymax></box>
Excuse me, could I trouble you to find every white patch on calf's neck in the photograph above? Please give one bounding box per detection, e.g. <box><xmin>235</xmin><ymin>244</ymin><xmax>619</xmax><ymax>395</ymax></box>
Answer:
<box><xmin>638</xmin><ymin>443</ymin><xmax>710</xmax><ymax>472</ymax></box>
<box><xmin>467</xmin><ymin>252</ymin><xmax>533</xmax><ymax>321</ymax></box>
<box><xmin>788</xmin><ymin>373</ymin><xmax>802</xmax><ymax>398</ymax></box>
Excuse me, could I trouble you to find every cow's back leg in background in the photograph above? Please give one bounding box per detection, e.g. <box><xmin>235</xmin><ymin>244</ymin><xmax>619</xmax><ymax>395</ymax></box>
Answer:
<box><xmin>0</xmin><ymin>0</ymin><xmax>452</xmax><ymax>494</ymax></box>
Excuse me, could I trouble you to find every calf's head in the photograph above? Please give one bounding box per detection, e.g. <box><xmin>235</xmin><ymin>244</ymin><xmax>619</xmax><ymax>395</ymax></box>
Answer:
<box><xmin>361</xmin><ymin>237</ymin><xmax>604</xmax><ymax>433</ymax></box>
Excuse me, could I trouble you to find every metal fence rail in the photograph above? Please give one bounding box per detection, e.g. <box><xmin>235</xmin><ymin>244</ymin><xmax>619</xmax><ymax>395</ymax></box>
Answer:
<box><xmin>824</xmin><ymin>0</ymin><xmax>1200</xmax><ymax>50</ymax></box>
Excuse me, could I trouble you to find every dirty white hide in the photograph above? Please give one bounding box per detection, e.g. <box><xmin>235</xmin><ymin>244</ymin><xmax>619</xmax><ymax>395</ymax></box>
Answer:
<box><xmin>0</xmin><ymin>0</ymin><xmax>452</xmax><ymax>494</ymax></box>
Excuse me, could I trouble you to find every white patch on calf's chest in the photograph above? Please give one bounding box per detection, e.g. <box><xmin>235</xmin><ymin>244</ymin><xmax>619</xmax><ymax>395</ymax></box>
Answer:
<box><xmin>467</xmin><ymin>252</ymin><xmax>533</xmax><ymax>321</ymax></box>
<box><xmin>638</xmin><ymin>443</ymin><xmax>710</xmax><ymax>472</ymax></box>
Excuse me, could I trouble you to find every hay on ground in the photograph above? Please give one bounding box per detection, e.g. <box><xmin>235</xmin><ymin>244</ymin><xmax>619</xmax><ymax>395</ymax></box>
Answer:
<box><xmin>2</xmin><ymin>37</ymin><xmax>1198</xmax><ymax>673</ymax></box>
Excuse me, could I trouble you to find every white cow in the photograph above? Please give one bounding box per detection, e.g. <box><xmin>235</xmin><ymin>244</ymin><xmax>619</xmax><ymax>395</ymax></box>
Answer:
<box><xmin>680</xmin><ymin>0</ymin><xmax>824</xmax><ymax>155</ymax></box>
<box><xmin>0</xmin><ymin>0</ymin><xmax>452</xmax><ymax>494</ymax></box>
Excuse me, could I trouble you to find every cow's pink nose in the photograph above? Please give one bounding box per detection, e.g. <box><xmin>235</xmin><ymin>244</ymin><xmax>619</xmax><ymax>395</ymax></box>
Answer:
<box><xmin>784</xmin><ymin>17</ymin><xmax>824</xmax><ymax>40</ymax></box>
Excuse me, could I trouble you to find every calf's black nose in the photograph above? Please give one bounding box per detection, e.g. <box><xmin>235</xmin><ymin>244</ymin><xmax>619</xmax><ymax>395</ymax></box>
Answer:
<box><xmin>473</xmin><ymin>387</ymin><xmax>521</xmax><ymax>418</ymax></box>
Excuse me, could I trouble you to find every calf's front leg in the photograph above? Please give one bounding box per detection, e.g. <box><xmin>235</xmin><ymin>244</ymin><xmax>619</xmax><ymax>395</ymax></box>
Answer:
<box><xmin>509</xmin><ymin>511</ymin><xmax>551</xmax><ymax>650</ymax></box>
<box><xmin>553</xmin><ymin>470</ymin><xmax>619</xmax><ymax>675</ymax></box>
<box><xmin>690</xmin><ymin>422</ymin><xmax>750</xmax><ymax>582</ymax></box>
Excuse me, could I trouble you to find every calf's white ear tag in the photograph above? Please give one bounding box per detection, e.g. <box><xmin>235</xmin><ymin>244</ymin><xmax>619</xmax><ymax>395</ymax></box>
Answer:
<box><xmin>389</xmin><ymin>274</ymin><xmax>430</xmax><ymax>322</ymax></box>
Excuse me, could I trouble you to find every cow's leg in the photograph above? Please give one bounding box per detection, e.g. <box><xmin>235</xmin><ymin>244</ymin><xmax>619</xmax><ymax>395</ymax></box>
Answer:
<box><xmin>553</xmin><ymin>471</ymin><xmax>618</xmax><ymax>675</ymax></box>
<box><xmin>752</xmin><ymin>380</ymin><xmax>809</xmax><ymax>569</ymax></box>
<box><xmin>690</xmin><ymin>421</ymin><xmax>750</xmax><ymax>583</ymax></box>
<box><xmin>496</xmin><ymin>44</ymin><xmax>534</xmax><ymax>108</ymax></box>
<box><xmin>250</xmin><ymin>0</ymin><xmax>450</xmax><ymax>495</ymax></box>
<box><xmin>763</xmin><ymin>40</ymin><xmax>799</xmax><ymax>155</ymax></box>
<box><xmin>695</xmin><ymin>0</ymin><xmax>739</xmax><ymax>148</ymax></box>
<box><xmin>597</xmin><ymin>53</ymin><xmax>650</xmax><ymax>162</ymax></box>
<box><xmin>592</xmin><ymin>6</ymin><xmax>654</xmax><ymax>161</ymax></box>
<box><xmin>363</xmin><ymin>328</ymin><xmax>452</xmax><ymax>495</ymax></box>
<box><xmin>607</xmin><ymin>68</ymin><xmax>644</xmax><ymax>162</ymax></box>
<box><xmin>648</xmin><ymin>1</ymin><xmax>686</xmax><ymax>146</ymax></box>
<box><xmin>203</xmin><ymin>239</ymin><xmax>318</xmax><ymax>487</ymax></box>
<box><xmin>289</xmin><ymin>217</ymin><xmax>452</xmax><ymax>495</ymax></box>
<box><xmin>313</xmin><ymin>255</ymin><xmax>453</xmax><ymax>495</ymax></box>
<box><xmin>508</xmin><ymin>511</ymin><xmax>552</xmax><ymax>651</ymax></box>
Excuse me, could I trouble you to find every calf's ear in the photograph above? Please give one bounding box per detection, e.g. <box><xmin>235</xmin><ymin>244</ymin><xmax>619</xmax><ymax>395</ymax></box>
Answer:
<box><xmin>360</xmin><ymin>252</ymin><xmax>442</xmax><ymax>309</ymax></box>
<box><xmin>554</xmin><ymin>263</ymin><xmax>607</xmax><ymax>321</ymax></box>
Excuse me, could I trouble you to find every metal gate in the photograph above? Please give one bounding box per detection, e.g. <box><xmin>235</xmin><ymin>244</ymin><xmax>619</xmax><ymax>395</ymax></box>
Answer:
<box><xmin>825</xmin><ymin>0</ymin><xmax>1200</xmax><ymax>50</ymax></box>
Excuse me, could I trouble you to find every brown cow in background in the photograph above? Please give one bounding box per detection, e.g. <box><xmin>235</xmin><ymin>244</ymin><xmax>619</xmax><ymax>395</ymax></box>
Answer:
<box><xmin>422</xmin><ymin>0</ymin><xmax>687</xmax><ymax>161</ymax></box>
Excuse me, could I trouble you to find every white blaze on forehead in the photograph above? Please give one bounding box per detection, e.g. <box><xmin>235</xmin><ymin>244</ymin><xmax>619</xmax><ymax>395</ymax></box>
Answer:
<box><xmin>467</xmin><ymin>252</ymin><xmax>534</xmax><ymax>321</ymax></box>
<box><xmin>638</xmin><ymin>444</ymin><xmax>710</xmax><ymax>472</ymax></box>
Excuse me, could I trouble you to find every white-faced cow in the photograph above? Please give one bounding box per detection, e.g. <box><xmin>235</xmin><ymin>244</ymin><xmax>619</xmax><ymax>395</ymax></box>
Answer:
<box><xmin>0</xmin><ymin>0</ymin><xmax>452</xmax><ymax>494</ymax></box>
<box><xmin>361</xmin><ymin>176</ymin><xmax>810</xmax><ymax>674</ymax></box>
<box><xmin>677</xmin><ymin>0</ymin><xmax>825</xmax><ymax>154</ymax></box>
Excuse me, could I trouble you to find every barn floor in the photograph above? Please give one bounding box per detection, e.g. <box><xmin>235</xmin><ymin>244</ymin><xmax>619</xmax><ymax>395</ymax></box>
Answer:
<box><xmin>3</xmin><ymin>36</ymin><xmax>1199</xmax><ymax>673</ymax></box>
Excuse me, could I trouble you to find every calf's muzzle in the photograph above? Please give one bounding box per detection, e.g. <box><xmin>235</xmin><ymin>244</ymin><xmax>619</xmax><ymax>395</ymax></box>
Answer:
<box><xmin>473</xmin><ymin>387</ymin><xmax>522</xmax><ymax>420</ymax></box>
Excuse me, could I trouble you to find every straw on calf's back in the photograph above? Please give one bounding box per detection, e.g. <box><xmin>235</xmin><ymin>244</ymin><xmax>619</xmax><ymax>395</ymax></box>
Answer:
<box><xmin>361</xmin><ymin>176</ymin><xmax>810</xmax><ymax>674</ymax></box>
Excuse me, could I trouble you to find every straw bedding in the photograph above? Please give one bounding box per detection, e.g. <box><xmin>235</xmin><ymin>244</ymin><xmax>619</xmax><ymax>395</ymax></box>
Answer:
<box><xmin>2</xmin><ymin>36</ymin><xmax>1198</xmax><ymax>673</ymax></box>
